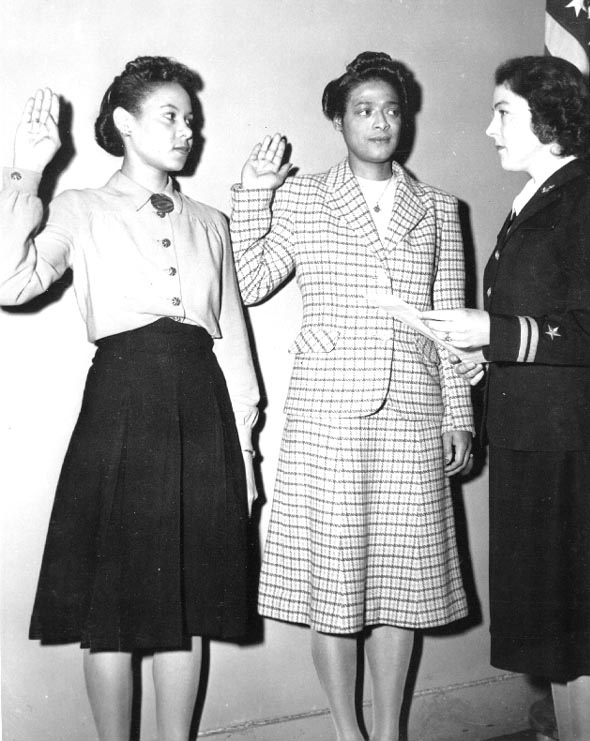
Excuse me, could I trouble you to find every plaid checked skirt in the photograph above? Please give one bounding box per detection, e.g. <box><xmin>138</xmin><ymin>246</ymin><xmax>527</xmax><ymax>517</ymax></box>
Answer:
<box><xmin>258</xmin><ymin>401</ymin><xmax>468</xmax><ymax>633</ymax></box>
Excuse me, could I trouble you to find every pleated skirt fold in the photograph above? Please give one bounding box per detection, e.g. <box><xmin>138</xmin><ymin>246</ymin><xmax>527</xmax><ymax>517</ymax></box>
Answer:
<box><xmin>29</xmin><ymin>319</ymin><xmax>248</xmax><ymax>651</ymax></box>
<box><xmin>489</xmin><ymin>446</ymin><xmax>590</xmax><ymax>681</ymax></box>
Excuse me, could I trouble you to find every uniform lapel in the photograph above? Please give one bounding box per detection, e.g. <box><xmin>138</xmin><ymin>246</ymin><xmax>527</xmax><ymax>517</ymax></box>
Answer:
<box><xmin>508</xmin><ymin>185</ymin><xmax>561</xmax><ymax>234</ymax></box>
<box><xmin>495</xmin><ymin>210</ymin><xmax>515</xmax><ymax>250</ymax></box>
<box><xmin>506</xmin><ymin>159</ymin><xmax>584</xmax><ymax>237</ymax></box>
<box><xmin>495</xmin><ymin>160</ymin><xmax>585</xmax><ymax>252</ymax></box>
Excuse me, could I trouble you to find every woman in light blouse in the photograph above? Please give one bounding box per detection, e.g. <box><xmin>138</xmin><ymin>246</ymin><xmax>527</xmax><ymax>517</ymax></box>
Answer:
<box><xmin>1</xmin><ymin>56</ymin><xmax>258</xmax><ymax>741</ymax></box>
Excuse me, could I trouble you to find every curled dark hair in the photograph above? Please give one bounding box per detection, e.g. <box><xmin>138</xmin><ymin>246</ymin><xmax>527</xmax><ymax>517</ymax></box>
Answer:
<box><xmin>322</xmin><ymin>51</ymin><xmax>416</xmax><ymax>123</ymax></box>
<box><xmin>95</xmin><ymin>56</ymin><xmax>203</xmax><ymax>156</ymax></box>
<box><xmin>495</xmin><ymin>55</ymin><xmax>590</xmax><ymax>158</ymax></box>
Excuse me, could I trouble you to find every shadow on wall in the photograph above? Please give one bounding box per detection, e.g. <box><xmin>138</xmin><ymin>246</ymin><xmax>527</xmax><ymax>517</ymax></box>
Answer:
<box><xmin>393</xmin><ymin>60</ymin><xmax>422</xmax><ymax>168</ymax></box>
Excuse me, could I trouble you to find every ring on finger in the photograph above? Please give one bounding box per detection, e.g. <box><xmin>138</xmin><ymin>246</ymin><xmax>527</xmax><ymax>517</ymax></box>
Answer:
<box><xmin>444</xmin><ymin>332</ymin><xmax>452</xmax><ymax>342</ymax></box>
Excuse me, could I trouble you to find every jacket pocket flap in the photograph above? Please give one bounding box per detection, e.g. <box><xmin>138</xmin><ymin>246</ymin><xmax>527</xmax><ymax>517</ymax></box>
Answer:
<box><xmin>289</xmin><ymin>326</ymin><xmax>340</xmax><ymax>354</ymax></box>
<box><xmin>415</xmin><ymin>334</ymin><xmax>440</xmax><ymax>364</ymax></box>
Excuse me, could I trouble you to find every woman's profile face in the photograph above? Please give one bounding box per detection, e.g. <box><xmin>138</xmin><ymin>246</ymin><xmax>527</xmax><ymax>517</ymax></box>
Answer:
<box><xmin>122</xmin><ymin>82</ymin><xmax>194</xmax><ymax>174</ymax></box>
<box><xmin>335</xmin><ymin>78</ymin><xmax>402</xmax><ymax>175</ymax></box>
<box><xmin>486</xmin><ymin>83</ymin><xmax>549</xmax><ymax>175</ymax></box>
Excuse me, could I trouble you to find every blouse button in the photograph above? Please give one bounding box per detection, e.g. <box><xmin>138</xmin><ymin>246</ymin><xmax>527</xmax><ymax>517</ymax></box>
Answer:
<box><xmin>487</xmin><ymin>287</ymin><xmax>492</xmax><ymax>297</ymax></box>
<box><xmin>494</xmin><ymin>250</ymin><xmax>500</xmax><ymax>260</ymax></box>
<box><xmin>171</xmin><ymin>297</ymin><xmax>181</xmax><ymax>306</ymax></box>
<box><xmin>168</xmin><ymin>267</ymin><xmax>177</xmax><ymax>276</ymax></box>
<box><xmin>10</xmin><ymin>171</ymin><xmax>22</xmax><ymax>181</ymax></box>
<box><xmin>161</xmin><ymin>238</ymin><xmax>171</xmax><ymax>248</ymax></box>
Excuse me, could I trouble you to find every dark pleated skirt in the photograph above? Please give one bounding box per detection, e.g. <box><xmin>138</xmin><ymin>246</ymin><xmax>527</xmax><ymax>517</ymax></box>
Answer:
<box><xmin>489</xmin><ymin>445</ymin><xmax>590</xmax><ymax>681</ymax></box>
<box><xmin>29</xmin><ymin>319</ymin><xmax>249</xmax><ymax>651</ymax></box>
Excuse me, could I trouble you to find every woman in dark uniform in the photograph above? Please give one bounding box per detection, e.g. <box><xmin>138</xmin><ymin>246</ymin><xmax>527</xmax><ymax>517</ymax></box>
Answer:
<box><xmin>423</xmin><ymin>56</ymin><xmax>590</xmax><ymax>740</ymax></box>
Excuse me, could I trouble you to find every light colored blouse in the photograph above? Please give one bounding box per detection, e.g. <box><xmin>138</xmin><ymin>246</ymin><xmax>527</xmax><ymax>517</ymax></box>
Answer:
<box><xmin>0</xmin><ymin>167</ymin><xmax>258</xmax><ymax>444</ymax></box>
<box><xmin>355</xmin><ymin>174</ymin><xmax>398</xmax><ymax>242</ymax></box>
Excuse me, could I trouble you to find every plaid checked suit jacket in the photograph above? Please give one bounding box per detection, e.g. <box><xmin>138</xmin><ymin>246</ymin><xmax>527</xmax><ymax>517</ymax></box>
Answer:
<box><xmin>230</xmin><ymin>159</ymin><xmax>473</xmax><ymax>432</ymax></box>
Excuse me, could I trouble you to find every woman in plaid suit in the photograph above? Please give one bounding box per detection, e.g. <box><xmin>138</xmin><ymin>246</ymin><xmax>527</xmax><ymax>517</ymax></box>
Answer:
<box><xmin>231</xmin><ymin>52</ymin><xmax>473</xmax><ymax>741</ymax></box>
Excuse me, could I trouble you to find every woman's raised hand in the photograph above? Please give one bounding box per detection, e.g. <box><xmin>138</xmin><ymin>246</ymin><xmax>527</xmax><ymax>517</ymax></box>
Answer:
<box><xmin>14</xmin><ymin>88</ymin><xmax>61</xmax><ymax>173</ymax></box>
<box><xmin>241</xmin><ymin>133</ymin><xmax>291</xmax><ymax>190</ymax></box>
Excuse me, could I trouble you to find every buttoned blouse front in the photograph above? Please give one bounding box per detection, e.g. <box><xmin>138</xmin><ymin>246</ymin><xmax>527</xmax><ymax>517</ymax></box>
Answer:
<box><xmin>0</xmin><ymin>168</ymin><xmax>259</xmax><ymax>438</ymax></box>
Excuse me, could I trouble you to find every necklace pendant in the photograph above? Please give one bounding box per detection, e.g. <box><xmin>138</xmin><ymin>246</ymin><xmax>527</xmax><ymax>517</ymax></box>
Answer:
<box><xmin>373</xmin><ymin>204</ymin><xmax>381</xmax><ymax>213</ymax></box>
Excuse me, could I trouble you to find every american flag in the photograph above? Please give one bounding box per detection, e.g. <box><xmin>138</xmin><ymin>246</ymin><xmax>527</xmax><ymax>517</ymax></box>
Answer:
<box><xmin>545</xmin><ymin>0</ymin><xmax>590</xmax><ymax>75</ymax></box>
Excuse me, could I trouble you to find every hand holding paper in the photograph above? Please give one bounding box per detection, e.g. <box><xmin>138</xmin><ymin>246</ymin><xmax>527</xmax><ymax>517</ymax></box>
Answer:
<box><xmin>366</xmin><ymin>292</ymin><xmax>487</xmax><ymax>364</ymax></box>
<box><xmin>420</xmin><ymin>307</ymin><xmax>490</xmax><ymax>350</ymax></box>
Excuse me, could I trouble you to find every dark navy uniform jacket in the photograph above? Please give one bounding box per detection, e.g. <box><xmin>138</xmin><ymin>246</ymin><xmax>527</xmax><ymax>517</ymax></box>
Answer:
<box><xmin>483</xmin><ymin>158</ymin><xmax>590</xmax><ymax>451</ymax></box>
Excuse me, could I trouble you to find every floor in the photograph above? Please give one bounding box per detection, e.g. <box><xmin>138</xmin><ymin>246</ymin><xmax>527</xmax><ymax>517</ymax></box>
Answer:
<box><xmin>488</xmin><ymin>731</ymin><xmax>544</xmax><ymax>740</ymax></box>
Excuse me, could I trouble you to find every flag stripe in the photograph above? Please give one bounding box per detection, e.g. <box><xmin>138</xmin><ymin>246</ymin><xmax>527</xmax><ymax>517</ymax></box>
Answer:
<box><xmin>545</xmin><ymin>12</ymin><xmax>590</xmax><ymax>74</ymax></box>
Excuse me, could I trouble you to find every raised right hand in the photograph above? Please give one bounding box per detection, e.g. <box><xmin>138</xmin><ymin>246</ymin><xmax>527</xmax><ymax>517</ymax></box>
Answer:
<box><xmin>241</xmin><ymin>133</ymin><xmax>292</xmax><ymax>190</ymax></box>
<box><xmin>14</xmin><ymin>88</ymin><xmax>61</xmax><ymax>173</ymax></box>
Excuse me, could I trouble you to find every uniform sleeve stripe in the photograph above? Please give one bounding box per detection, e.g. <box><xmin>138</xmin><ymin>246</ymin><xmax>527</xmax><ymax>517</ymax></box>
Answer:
<box><xmin>517</xmin><ymin>316</ymin><xmax>529</xmax><ymax>362</ymax></box>
<box><xmin>525</xmin><ymin>316</ymin><xmax>539</xmax><ymax>362</ymax></box>
<box><xmin>517</xmin><ymin>316</ymin><xmax>539</xmax><ymax>363</ymax></box>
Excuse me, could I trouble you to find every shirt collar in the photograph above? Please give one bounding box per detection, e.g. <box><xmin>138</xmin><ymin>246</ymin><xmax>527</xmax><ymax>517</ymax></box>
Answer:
<box><xmin>105</xmin><ymin>170</ymin><xmax>184</xmax><ymax>214</ymax></box>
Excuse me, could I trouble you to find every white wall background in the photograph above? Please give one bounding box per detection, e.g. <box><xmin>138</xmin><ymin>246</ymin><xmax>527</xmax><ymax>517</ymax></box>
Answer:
<box><xmin>1</xmin><ymin>1</ymin><xmax>544</xmax><ymax>740</ymax></box>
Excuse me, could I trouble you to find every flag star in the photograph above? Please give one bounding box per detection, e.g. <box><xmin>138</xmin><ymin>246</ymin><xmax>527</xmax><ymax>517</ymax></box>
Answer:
<box><xmin>545</xmin><ymin>325</ymin><xmax>561</xmax><ymax>340</ymax></box>
<box><xmin>565</xmin><ymin>0</ymin><xmax>588</xmax><ymax>16</ymax></box>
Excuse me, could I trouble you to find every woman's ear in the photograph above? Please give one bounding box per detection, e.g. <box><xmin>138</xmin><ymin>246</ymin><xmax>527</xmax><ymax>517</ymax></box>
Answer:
<box><xmin>333</xmin><ymin>117</ymin><xmax>343</xmax><ymax>132</ymax></box>
<box><xmin>113</xmin><ymin>106</ymin><xmax>133</xmax><ymax>138</ymax></box>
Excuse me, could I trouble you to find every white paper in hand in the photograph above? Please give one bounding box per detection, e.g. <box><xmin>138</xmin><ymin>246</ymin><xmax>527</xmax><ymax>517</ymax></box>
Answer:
<box><xmin>366</xmin><ymin>291</ymin><xmax>486</xmax><ymax>363</ymax></box>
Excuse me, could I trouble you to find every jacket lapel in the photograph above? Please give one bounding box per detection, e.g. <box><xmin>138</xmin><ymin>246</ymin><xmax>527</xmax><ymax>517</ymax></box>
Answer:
<box><xmin>325</xmin><ymin>159</ymin><xmax>386</xmax><ymax>261</ymax></box>
<box><xmin>386</xmin><ymin>162</ymin><xmax>427</xmax><ymax>247</ymax></box>
<box><xmin>325</xmin><ymin>159</ymin><xmax>426</xmax><ymax>265</ymax></box>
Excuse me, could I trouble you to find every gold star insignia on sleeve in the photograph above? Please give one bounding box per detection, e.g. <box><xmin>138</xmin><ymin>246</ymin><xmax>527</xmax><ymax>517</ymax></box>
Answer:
<box><xmin>545</xmin><ymin>325</ymin><xmax>561</xmax><ymax>340</ymax></box>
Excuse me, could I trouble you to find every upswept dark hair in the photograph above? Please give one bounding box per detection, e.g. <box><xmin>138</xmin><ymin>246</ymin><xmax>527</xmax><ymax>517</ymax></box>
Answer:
<box><xmin>322</xmin><ymin>51</ymin><xmax>414</xmax><ymax>123</ymax></box>
<box><xmin>95</xmin><ymin>56</ymin><xmax>203</xmax><ymax>157</ymax></box>
<box><xmin>495</xmin><ymin>55</ymin><xmax>590</xmax><ymax>158</ymax></box>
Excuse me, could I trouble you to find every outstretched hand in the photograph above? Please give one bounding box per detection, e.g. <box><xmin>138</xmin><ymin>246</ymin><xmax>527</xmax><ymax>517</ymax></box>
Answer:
<box><xmin>14</xmin><ymin>88</ymin><xmax>61</xmax><ymax>173</ymax></box>
<box><xmin>241</xmin><ymin>133</ymin><xmax>292</xmax><ymax>190</ymax></box>
<box><xmin>449</xmin><ymin>353</ymin><xmax>486</xmax><ymax>386</ymax></box>
<box><xmin>421</xmin><ymin>308</ymin><xmax>490</xmax><ymax>349</ymax></box>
